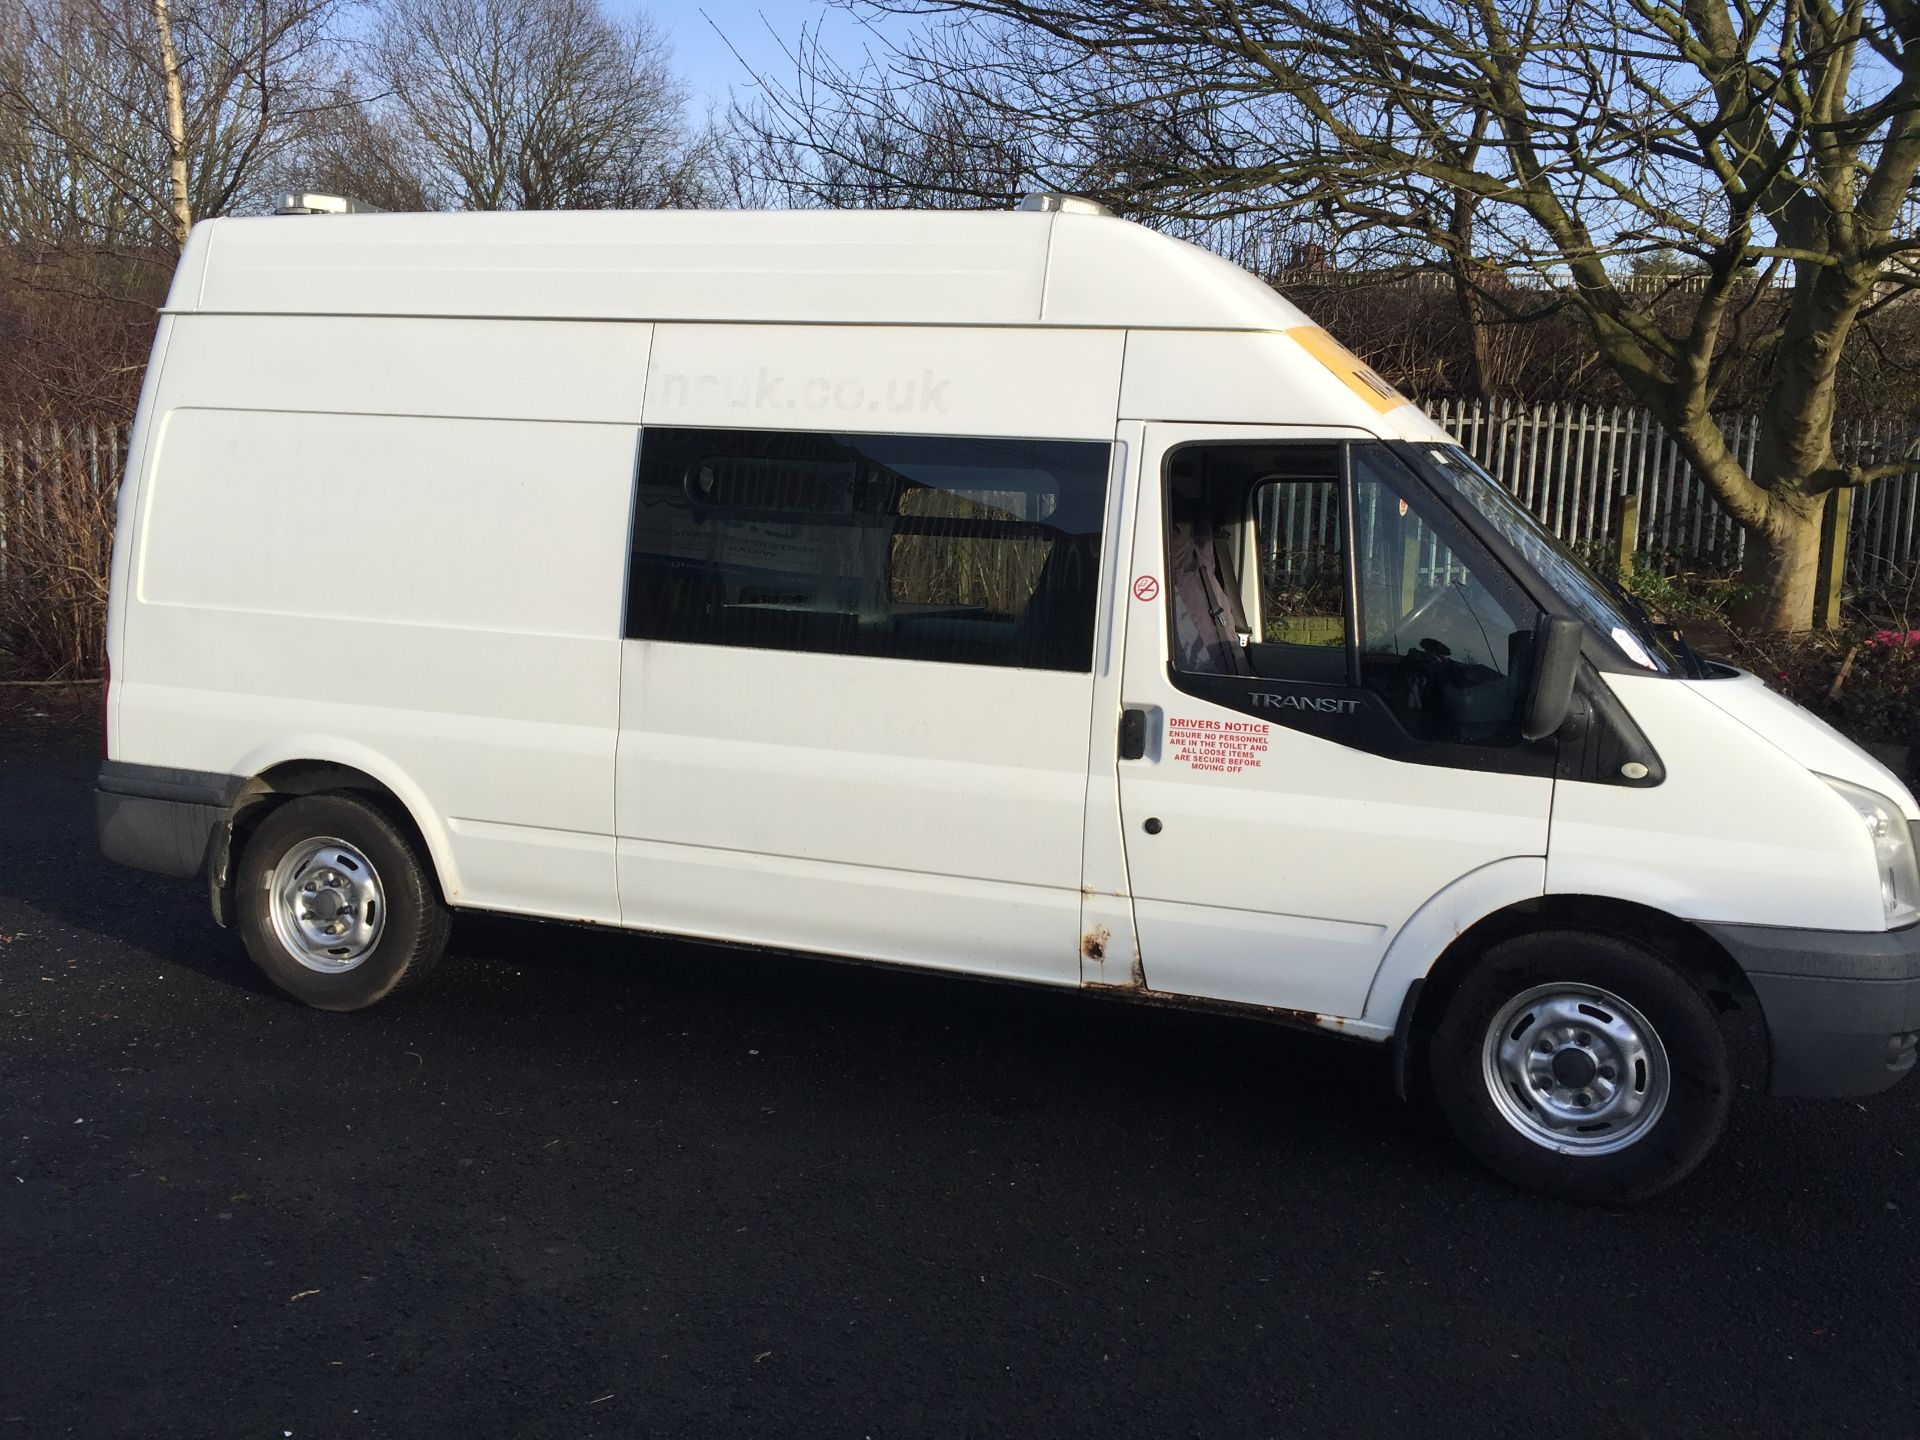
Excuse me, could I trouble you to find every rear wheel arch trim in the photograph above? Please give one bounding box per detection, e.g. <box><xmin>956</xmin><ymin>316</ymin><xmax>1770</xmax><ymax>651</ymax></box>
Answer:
<box><xmin>210</xmin><ymin>747</ymin><xmax>457</xmax><ymax>922</ymax></box>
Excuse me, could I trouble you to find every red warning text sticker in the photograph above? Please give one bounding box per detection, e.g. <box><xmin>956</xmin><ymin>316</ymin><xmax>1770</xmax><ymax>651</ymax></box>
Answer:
<box><xmin>1168</xmin><ymin>716</ymin><xmax>1269</xmax><ymax>774</ymax></box>
<box><xmin>1132</xmin><ymin>575</ymin><xmax>1161</xmax><ymax>602</ymax></box>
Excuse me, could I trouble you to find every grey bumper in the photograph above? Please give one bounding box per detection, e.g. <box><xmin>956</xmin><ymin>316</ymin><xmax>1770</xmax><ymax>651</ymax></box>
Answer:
<box><xmin>95</xmin><ymin>762</ymin><xmax>242</xmax><ymax>879</ymax></box>
<box><xmin>1705</xmin><ymin>920</ymin><xmax>1920</xmax><ymax>1099</ymax></box>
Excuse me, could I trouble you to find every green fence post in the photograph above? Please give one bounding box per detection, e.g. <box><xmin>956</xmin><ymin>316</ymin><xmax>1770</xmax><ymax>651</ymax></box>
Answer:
<box><xmin>1613</xmin><ymin>491</ymin><xmax>1640</xmax><ymax>579</ymax></box>
<box><xmin>1814</xmin><ymin>488</ymin><xmax>1853</xmax><ymax>631</ymax></box>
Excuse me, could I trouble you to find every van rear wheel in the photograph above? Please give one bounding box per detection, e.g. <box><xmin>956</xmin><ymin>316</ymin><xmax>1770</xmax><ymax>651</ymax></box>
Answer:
<box><xmin>236</xmin><ymin>792</ymin><xmax>450</xmax><ymax>1011</ymax></box>
<box><xmin>1429</xmin><ymin>929</ymin><xmax>1731</xmax><ymax>1203</ymax></box>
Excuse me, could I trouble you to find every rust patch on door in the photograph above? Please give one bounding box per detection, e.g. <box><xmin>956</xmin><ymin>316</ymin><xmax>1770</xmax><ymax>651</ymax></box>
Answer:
<box><xmin>1081</xmin><ymin>926</ymin><xmax>1111</xmax><ymax>963</ymax></box>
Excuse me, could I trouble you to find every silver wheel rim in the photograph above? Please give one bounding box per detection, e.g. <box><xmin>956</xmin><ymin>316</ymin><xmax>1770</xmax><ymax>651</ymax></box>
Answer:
<box><xmin>1480</xmin><ymin>983</ymin><xmax>1670</xmax><ymax>1155</ymax></box>
<box><xmin>267</xmin><ymin>836</ymin><xmax>386</xmax><ymax>973</ymax></box>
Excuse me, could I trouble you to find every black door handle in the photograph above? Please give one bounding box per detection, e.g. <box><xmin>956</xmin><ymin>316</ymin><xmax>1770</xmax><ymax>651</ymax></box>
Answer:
<box><xmin>1118</xmin><ymin>708</ymin><xmax>1147</xmax><ymax>761</ymax></box>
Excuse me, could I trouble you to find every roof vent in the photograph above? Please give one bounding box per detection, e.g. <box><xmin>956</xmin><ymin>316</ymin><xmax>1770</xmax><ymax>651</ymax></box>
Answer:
<box><xmin>275</xmin><ymin>192</ymin><xmax>383</xmax><ymax>216</ymax></box>
<box><xmin>1015</xmin><ymin>192</ymin><xmax>1112</xmax><ymax>217</ymax></box>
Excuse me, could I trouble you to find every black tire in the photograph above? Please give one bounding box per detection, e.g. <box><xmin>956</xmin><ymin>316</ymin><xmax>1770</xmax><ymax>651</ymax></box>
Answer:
<box><xmin>1429</xmin><ymin>928</ymin><xmax>1731</xmax><ymax>1203</ymax></box>
<box><xmin>236</xmin><ymin>792</ymin><xmax>450</xmax><ymax>1011</ymax></box>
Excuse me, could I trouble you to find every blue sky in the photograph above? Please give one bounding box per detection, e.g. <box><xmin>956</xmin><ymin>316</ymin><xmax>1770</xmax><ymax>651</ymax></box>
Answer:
<box><xmin>662</xmin><ymin>2</ymin><xmax>905</xmax><ymax>115</ymax></box>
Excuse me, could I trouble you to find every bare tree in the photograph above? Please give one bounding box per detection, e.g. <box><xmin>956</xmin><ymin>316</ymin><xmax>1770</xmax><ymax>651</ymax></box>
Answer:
<box><xmin>721</xmin><ymin>22</ymin><xmax>1031</xmax><ymax>209</ymax></box>
<box><xmin>281</xmin><ymin>78</ymin><xmax>441</xmax><ymax>213</ymax></box>
<box><xmin>0</xmin><ymin>0</ymin><xmax>345</xmax><ymax>253</ymax></box>
<box><xmin>148</xmin><ymin>0</ymin><xmax>186</xmax><ymax>243</ymax></box>
<box><xmin>0</xmin><ymin>0</ymin><xmax>161</xmax><ymax>251</ymax></box>
<box><xmin>372</xmin><ymin>0</ymin><xmax>703</xmax><ymax>212</ymax></box>
<box><xmin>744</xmin><ymin>0</ymin><xmax>1920</xmax><ymax>631</ymax></box>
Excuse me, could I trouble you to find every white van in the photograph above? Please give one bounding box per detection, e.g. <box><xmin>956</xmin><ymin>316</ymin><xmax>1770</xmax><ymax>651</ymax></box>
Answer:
<box><xmin>97</xmin><ymin>194</ymin><xmax>1920</xmax><ymax>1201</ymax></box>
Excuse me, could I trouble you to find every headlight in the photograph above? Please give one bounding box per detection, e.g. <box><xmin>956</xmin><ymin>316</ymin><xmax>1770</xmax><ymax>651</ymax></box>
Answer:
<box><xmin>1820</xmin><ymin>775</ymin><xmax>1920</xmax><ymax>927</ymax></box>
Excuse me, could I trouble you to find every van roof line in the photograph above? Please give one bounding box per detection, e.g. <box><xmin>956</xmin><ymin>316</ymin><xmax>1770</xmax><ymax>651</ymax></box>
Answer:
<box><xmin>171</xmin><ymin>207</ymin><xmax>1314</xmax><ymax>334</ymax></box>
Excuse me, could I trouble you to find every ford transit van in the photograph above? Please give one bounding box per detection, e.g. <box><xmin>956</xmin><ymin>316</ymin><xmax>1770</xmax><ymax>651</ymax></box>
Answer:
<box><xmin>96</xmin><ymin>194</ymin><xmax>1920</xmax><ymax>1200</ymax></box>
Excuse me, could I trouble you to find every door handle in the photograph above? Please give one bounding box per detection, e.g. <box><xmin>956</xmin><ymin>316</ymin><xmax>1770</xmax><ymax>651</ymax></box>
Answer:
<box><xmin>1118</xmin><ymin>708</ymin><xmax>1148</xmax><ymax>761</ymax></box>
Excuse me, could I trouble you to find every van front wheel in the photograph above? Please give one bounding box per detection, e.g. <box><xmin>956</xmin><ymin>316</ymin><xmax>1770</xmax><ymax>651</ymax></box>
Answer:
<box><xmin>236</xmin><ymin>792</ymin><xmax>450</xmax><ymax>1011</ymax></box>
<box><xmin>1430</xmin><ymin>930</ymin><xmax>1731</xmax><ymax>1202</ymax></box>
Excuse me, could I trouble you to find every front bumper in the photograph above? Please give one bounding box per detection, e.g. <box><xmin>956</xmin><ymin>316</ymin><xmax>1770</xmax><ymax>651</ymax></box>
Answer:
<box><xmin>1706</xmin><ymin>920</ymin><xmax>1920</xmax><ymax>1098</ymax></box>
<box><xmin>95</xmin><ymin>761</ymin><xmax>241</xmax><ymax>879</ymax></box>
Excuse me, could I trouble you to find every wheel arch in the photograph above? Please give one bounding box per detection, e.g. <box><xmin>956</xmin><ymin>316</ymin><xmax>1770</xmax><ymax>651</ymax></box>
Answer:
<box><xmin>1394</xmin><ymin>891</ymin><xmax>1765</xmax><ymax>1099</ymax></box>
<box><xmin>210</xmin><ymin>751</ymin><xmax>456</xmax><ymax>925</ymax></box>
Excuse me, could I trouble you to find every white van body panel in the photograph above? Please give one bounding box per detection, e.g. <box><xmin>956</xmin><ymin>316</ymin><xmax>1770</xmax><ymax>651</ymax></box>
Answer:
<box><xmin>615</xmin><ymin>647</ymin><xmax>1094</xmax><ymax>983</ymax></box>
<box><xmin>105</xmin><ymin>313</ymin><xmax>179</xmax><ymax>758</ymax></box>
<box><xmin>642</xmin><ymin>324</ymin><xmax>1125</xmax><ymax>440</ymax></box>
<box><xmin>1547</xmin><ymin>674</ymin><xmax>1885</xmax><ymax>931</ymax></box>
<box><xmin>1688</xmin><ymin>669</ymin><xmax>1920</xmax><ymax>816</ymax></box>
<box><xmin>155</xmin><ymin>313</ymin><xmax>651</xmax><ymax>425</ymax></box>
<box><xmin>1118</xmin><ymin>329</ymin><xmax>1449</xmax><ymax>442</ymax></box>
<box><xmin>1043</xmin><ymin>215</ymin><xmax>1314</xmax><ymax>330</ymax></box>
<box><xmin>194</xmin><ymin>209</ymin><xmax>1054</xmax><ymax>324</ymax></box>
<box><xmin>114</xmin><ymin>313</ymin><xmax>653</xmax><ymax>923</ymax></box>
<box><xmin>187</xmin><ymin>207</ymin><xmax>1323</xmax><ymax>334</ymax></box>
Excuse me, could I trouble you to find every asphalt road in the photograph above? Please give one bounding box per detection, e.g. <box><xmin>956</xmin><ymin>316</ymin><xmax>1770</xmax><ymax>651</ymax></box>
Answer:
<box><xmin>2</xmin><ymin>722</ymin><xmax>1917</xmax><ymax>1439</ymax></box>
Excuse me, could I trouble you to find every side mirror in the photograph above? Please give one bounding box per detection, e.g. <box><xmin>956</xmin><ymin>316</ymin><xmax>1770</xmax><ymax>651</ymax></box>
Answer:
<box><xmin>1522</xmin><ymin>615</ymin><xmax>1585</xmax><ymax>741</ymax></box>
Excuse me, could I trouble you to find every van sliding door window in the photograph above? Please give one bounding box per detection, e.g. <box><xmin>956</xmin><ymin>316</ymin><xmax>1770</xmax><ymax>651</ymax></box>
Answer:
<box><xmin>625</xmin><ymin>428</ymin><xmax>1110</xmax><ymax>672</ymax></box>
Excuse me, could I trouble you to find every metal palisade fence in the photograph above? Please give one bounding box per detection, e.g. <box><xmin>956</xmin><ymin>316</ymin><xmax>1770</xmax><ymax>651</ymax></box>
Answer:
<box><xmin>0</xmin><ymin>422</ymin><xmax>129</xmax><ymax>579</ymax></box>
<box><xmin>3</xmin><ymin>406</ymin><xmax>1920</xmax><ymax>590</ymax></box>
<box><xmin>1427</xmin><ymin>398</ymin><xmax>1920</xmax><ymax>591</ymax></box>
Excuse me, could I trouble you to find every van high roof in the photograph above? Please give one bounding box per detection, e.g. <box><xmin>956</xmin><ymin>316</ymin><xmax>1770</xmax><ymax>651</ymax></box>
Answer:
<box><xmin>168</xmin><ymin>206</ymin><xmax>1315</xmax><ymax>332</ymax></box>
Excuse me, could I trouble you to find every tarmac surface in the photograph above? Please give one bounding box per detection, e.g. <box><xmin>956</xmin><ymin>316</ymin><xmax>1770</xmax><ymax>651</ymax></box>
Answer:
<box><xmin>2</xmin><ymin>721</ymin><xmax>1916</xmax><ymax>1437</ymax></box>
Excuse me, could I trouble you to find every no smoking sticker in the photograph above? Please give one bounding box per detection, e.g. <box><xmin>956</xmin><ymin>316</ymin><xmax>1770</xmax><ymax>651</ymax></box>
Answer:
<box><xmin>1132</xmin><ymin>575</ymin><xmax>1161</xmax><ymax>602</ymax></box>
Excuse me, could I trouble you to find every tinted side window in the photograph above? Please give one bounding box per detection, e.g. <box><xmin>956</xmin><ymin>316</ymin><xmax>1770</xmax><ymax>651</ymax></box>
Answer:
<box><xmin>626</xmin><ymin>428</ymin><xmax>1109</xmax><ymax>672</ymax></box>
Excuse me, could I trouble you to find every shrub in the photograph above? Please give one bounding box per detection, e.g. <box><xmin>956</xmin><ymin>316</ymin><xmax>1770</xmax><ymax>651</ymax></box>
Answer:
<box><xmin>0</xmin><ymin>426</ymin><xmax>117</xmax><ymax>680</ymax></box>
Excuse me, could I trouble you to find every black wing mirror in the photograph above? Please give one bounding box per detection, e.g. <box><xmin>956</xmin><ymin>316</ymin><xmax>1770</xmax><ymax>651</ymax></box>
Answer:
<box><xmin>1522</xmin><ymin>615</ymin><xmax>1585</xmax><ymax>741</ymax></box>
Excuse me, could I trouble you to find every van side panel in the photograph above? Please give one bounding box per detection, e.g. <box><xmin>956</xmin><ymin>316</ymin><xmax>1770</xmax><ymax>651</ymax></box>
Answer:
<box><xmin>617</xmin><ymin>649</ymin><xmax>1097</xmax><ymax>984</ymax></box>
<box><xmin>195</xmin><ymin>210</ymin><xmax>1053</xmax><ymax>326</ymax></box>
<box><xmin>107</xmin><ymin>313</ymin><xmax>180</xmax><ymax>758</ymax></box>
<box><xmin>1119</xmin><ymin>330</ymin><xmax>1386</xmax><ymax>430</ymax></box>
<box><xmin>642</xmin><ymin>324</ymin><xmax>1124</xmax><ymax>439</ymax></box>
<box><xmin>118</xmin><ymin>315</ymin><xmax>651</xmax><ymax>924</ymax></box>
<box><xmin>148</xmin><ymin>313</ymin><xmax>653</xmax><ymax>425</ymax></box>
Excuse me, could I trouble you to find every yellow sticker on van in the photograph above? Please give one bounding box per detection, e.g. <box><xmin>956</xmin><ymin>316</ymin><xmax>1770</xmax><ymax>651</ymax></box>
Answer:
<box><xmin>1285</xmin><ymin>326</ymin><xmax>1410</xmax><ymax>414</ymax></box>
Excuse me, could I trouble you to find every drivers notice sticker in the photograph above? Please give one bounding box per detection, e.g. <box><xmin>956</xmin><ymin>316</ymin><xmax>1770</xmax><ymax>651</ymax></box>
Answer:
<box><xmin>1168</xmin><ymin>716</ymin><xmax>1269</xmax><ymax>774</ymax></box>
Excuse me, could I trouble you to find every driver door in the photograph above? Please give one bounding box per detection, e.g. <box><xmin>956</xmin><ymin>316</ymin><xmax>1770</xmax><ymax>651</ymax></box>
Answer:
<box><xmin>1114</xmin><ymin>425</ymin><xmax>1554</xmax><ymax>1018</ymax></box>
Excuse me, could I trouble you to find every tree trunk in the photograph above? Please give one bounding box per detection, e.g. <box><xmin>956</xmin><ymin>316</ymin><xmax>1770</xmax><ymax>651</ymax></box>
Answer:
<box><xmin>151</xmin><ymin>0</ymin><xmax>192</xmax><ymax>248</ymax></box>
<box><xmin>1452</xmin><ymin>271</ymin><xmax>1495</xmax><ymax>399</ymax></box>
<box><xmin>1734</xmin><ymin>507</ymin><xmax>1825</xmax><ymax>633</ymax></box>
<box><xmin>1446</xmin><ymin>191</ymin><xmax>1494</xmax><ymax>399</ymax></box>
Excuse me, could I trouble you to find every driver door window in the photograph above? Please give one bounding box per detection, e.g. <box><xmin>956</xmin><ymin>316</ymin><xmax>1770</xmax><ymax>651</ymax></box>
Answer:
<box><xmin>1173</xmin><ymin>442</ymin><xmax>1535</xmax><ymax>749</ymax></box>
